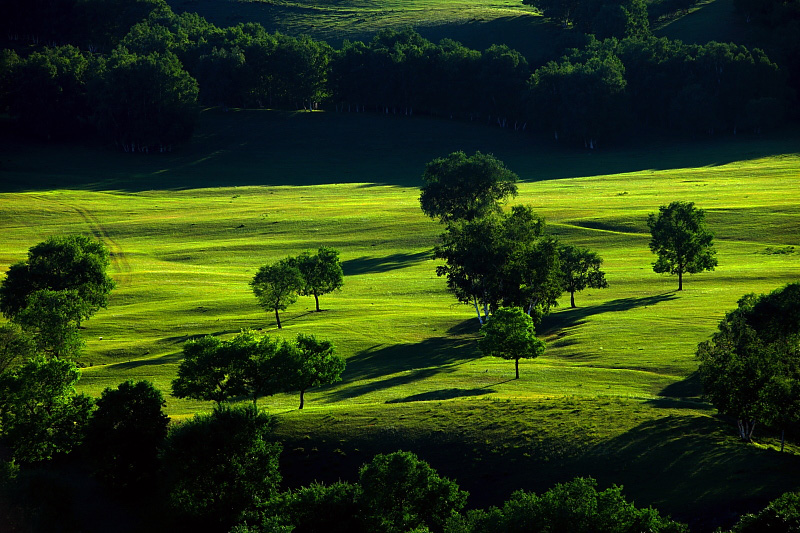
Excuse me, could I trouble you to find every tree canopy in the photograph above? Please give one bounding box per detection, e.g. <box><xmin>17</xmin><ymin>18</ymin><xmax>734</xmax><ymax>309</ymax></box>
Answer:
<box><xmin>284</xmin><ymin>334</ymin><xmax>345</xmax><ymax>409</ymax></box>
<box><xmin>647</xmin><ymin>201</ymin><xmax>717</xmax><ymax>290</ymax></box>
<box><xmin>420</xmin><ymin>151</ymin><xmax>519</xmax><ymax>223</ymax></box>
<box><xmin>558</xmin><ymin>244</ymin><xmax>609</xmax><ymax>307</ymax></box>
<box><xmin>697</xmin><ymin>283</ymin><xmax>800</xmax><ymax>445</ymax></box>
<box><xmin>251</xmin><ymin>258</ymin><xmax>304</xmax><ymax>329</ymax></box>
<box><xmin>478</xmin><ymin>307</ymin><xmax>546</xmax><ymax>379</ymax></box>
<box><xmin>0</xmin><ymin>235</ymin><xmax>115</xmax><ymax>322</ymax></box>
<box><xmin>295</xmin><ymin>247</ymin><xmax>344</xmax><ymax>312</ymax></box>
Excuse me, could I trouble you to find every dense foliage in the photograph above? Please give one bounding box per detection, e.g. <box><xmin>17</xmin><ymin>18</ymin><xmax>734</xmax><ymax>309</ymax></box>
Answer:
<box><xmin>1</xmin><ymin>2</ymin><xmax>794</xmax><ymax>150</ymax></box>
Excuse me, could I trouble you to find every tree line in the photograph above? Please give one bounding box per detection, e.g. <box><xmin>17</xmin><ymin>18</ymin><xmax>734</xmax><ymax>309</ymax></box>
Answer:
<box><xmin>0</xmin><ymin>0</ymin><xmax>794</xmax><ymax>152</ymax></box>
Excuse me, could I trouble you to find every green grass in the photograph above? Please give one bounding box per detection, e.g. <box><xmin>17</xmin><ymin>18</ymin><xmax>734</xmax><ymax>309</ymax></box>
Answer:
<box><xmin>2</xmin><ymin>110</ymin><xmax>800</xmax><ymax>523</ymax></box>
<box><xmin>654</xmin><ymin>0</ymin><xmax>753</xmax><ymax>45</ymax></box>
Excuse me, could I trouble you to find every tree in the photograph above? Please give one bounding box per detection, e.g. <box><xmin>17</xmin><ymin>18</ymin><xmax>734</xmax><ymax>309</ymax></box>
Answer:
<box><xmin>0</xmin><ymin>324</ymin><xmax>34</xmax><ymax>374</ymax></box>
<box><xmin>284</xmin><ymin>334</ymin><xmax>345</xmax><ymax>409</ymax></box>
<box><xmin>91</xmin><ymin>49</ymin><xmax>198</xmax><ymax>152</ymax></box>
<box><xmin>0</xmin><ymin>235</ymin><xmax>115</xmax><ymax>323</ymax></box>
<box><xmin>420</xmin><ymin>151</ymin><xmax>518</xmax><ymax>223</ymax></box>
<box><xmin>478</xmin><ymin>307</ymin><xmax>546</xmax><ymax>379</ymax></box>
<box><xmin>0</xmin><ymin>356</ymin><xmax>94</xmax><ymax>463</ymax></box>
<box><xmin>447</xmin><ymin>477</ymin><xmax>688</xmax><ymax>532</ymax></box>
<box><xmin>84</xmin><ymin>380</ymin><xmax>169</xmax><ymax>489</ymax></box>
<box><xmin>435</xmin><ymin>206</ymin><xmax>562</xmax><ymax>324</ymax></box>
<box><xmin>730</xmin><ymin>491</ymin><xmax>800</xmax><ymax>532</ymax></box>
<box><xmin>358</xmin><ymin>451</ymin><xmax>468</xmax><ymax>533</ymax></box>
<box><xmin>15</xmin><ymin>289</ymin><xmax>88</xmax><ymax>358</ymax></box>
<box><xmin>296</xmin><ymin>247</ymin><xmax>344</xmax><ymax>312</ymax></box>
<box><xmin>697</xmin><ymin>283</ymin><xmax>800</xmax><ymax>443</ymax></box>
<box><xmin>161</xmin><ymin>405</ymin><xmax>282</xmax><ymax>530</ymax></box>
<box><xmin>558</xmin><ymin>244</ymin><xmax>609</xmax><ymax>307</ymax></box>
<box><xmin>172</xmin><ymin>335</ymin><xmax>246</xmax><ymax>405</ymax></box>
<box><xmin>251</xmin><ymin>258</ymin><xmax>304</xmax><ymax>329</ymax></box>
<box><xmin>229</xmin><ymin>330</ymin><xmax>290</xmax><ymax>406</ymax></box>
<box><xmin>647</xmin><ymin>201</ymin><xmax>717</xmax><ymax>290</ymax></box>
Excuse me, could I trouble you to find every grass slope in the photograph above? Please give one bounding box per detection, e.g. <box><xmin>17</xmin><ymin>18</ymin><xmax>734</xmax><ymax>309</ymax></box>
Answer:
<box><xmin>1</xmin><ymin>110</ymin><xmax>800</xmax><ymax>527</ymax></box>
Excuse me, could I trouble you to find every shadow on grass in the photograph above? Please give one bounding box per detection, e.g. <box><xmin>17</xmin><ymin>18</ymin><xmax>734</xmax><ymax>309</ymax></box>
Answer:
<box><xmin>342</xmin><ymin>250</ymin><xmax>432</xmax><ymax>276</ymax></box>
<box><xmin>341</xmin><ymin>333</ymin><xmax>481</xmax><ymax>383</ymax></box>
<box><xmin>575</xmin><ymin>414</ymin><xmax>800</xmax><ymax>531</ymax></box>
<box><xmin>157</xmin><ymin>329</ymin><xmax>239</xmax><ymax>345</ymax></box>
<box><xmin>105</xmin><ymin>351</ymin><xmax>183</xmax><ymax>370</ymax></box>
<box><xmin>386</xmin><ymin>387</ymin><xmax>496</xmax><ymax>403</ymax></box>
<box><xmin>322</xmin><ymin>367</ymin><xmax>450</xmax><ymax>403</ymax></box>
<box><xmin>539</xmin><ymin>292</ymin><xmax>678</xmax><ymax>336</ymax></box>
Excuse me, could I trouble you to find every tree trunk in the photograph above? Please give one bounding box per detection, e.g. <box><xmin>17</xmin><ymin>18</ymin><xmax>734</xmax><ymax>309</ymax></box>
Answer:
<box><xmin>781</xmin><ymin>429</ymin><xmax>785</xmax><ymax>452</ymax></box>
<box><xmin>314</xmin><ymin>293</ymin><xmax>320</xmax><ymax>312</ymax></box>
<box><xmin>299</xmin><ymin>389</ymin><xmax>305</xmax><ymax>410</ymax></box>
<box><xmin>678</xmin><ymin>271</ymin><xmax>683</xmax><ymax>291</ymax></box>
<box><xmin>570</xmin><ymin>291</ymin><xmax>576</xmax><ymax>308</ymax></box>
<box><xmin>515</xmin><ymin>358</ymin><xmax>520</xmax><ymax>379</ymax></box>
<box><xmin>275</xmin><ymin>307</ymin><xmax>282</xmax><ymax>329</ymax></box>
<box><xmin>473</xmin><ymin>298</ymin><xmax>484</xmax><ymax>325</ymax></box>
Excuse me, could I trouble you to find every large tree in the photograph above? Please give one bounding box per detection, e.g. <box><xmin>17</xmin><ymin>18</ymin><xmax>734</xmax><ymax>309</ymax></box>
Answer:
<box><xmin>435</xmin><ymin>205</ymin><xmax>562</xmax><ymax>324</ymax></box>
<box><xmin>0</xmin><ymin>235</ymin><xmax>115</xmax><ymax>323</ymax></box>
<box><xmin>172</xmin><ymin>335</ymin><xmax>246</xmax><ymax>405</ymax></box>
<box><xmin>15</xmin><ymin>289</ymin><xmax>88</xmax><ymax>358</ymax></box>
<box><xmin>251</xmin><ymin>258</ymin><xmax>304</xmax><ymax>329</ymax></box>
<box><xmin>358</xmin><ymin>451</ymin><xmax>468</xmax><ymax>533</ymax></box>
<box><xmin>284</xmin><ymin>334</ymin><xmax>345</xmax><ymax>410</ymax></box>
<box><xmin>85</xmin><ymin>380</ymin><xmax>169</xmax><ymax>488</ymax></box>
<box><xmin>697</xmin><ymin>283</ymin><xmax>800</xmax><ymax>444</ymax></box>
<box><xmin>647</xmin><ymin>201</ymin><xmax>717</xmax><ymax>290</ymax></box>
<box><xmin>296</xmin><ymin>247</ymin><xmax>344</xmax><ymax>312</ymax></box>
<box><xmin>0</xmin><ymin>356</ymin><xmax>94</xmax><ymax>463</ymax></box>
<box><xmin>161</xmin><ymin>405</ymin><xmax>282</xmax><ymax>530</ymax></box>
<box><xmin>478</xmin><ymin>306</ymin><xmax>546</xmax><ymax>379</ymax></box>
<box><xmin>420</xmin><ymin>151</ymin><xmax>518</xmax><ymax>223</ymax></box>
<box><xmin>558</xmin><ymin>244</ymin><xmax>609</xmax><ymax>308</ymax></box>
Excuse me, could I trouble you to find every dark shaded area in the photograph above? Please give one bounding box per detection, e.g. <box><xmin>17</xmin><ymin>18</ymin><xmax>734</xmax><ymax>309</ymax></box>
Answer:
<box><xmin>385</xmin><ymin>387</ymin><xmax>495</xmax><ymax>403</ymax></box>
<box><xmin>341</xmin><ymin>250</ymin><xmax>432</xmax><ymax>276</ymax></box>
<box><xmin>659</xmin><ymin>370</ymin><xmax>704</xmax><ymax>399</ymax></box>
<box><xmin>539</xmin><ymin>292</ymin><xmax>678</xmax><ymax>336</ymax></box>
<box><xmin>1</xmin><ymin>111</ymin><xmax>799</xmax><ymax>194</ymax></box>
<box><xmin>105</xmin><ymin>351</ymin><xmax>183</xmax><ymax>371</ymax></box>
<box><xmin>322</xmin><ymin>367</ymin><xmax>448</xmax><ymax>404</ymax></box>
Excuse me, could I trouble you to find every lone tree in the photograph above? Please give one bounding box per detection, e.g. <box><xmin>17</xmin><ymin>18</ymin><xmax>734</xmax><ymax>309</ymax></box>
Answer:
<box><xmin>420</xmin><ymin>151</ymin><xmax>518</xmax><ymax>223</ymax></box>
<box><xmin>284</xmin><ymin>334</ymin><xmax>345</xmax><ymax>409</ymax></box>
<box><xmin>0</xmin><ymin>235</ymin><xmax>115</xmax><ymax>323</ymax></box>
<box><xmin>296</xmin><ymin>247</ymin><xmax>344</xmax><ymax>312</ymax></box>
<box><xmin>478</xmin><ymin>306</ymin><xmax>546</xmax><ymax>379</ymax></box>
<box><xmin>251</xmin><ymin>258</ymin><xmax>304</xmax><ymax>329</ymax></box>
<box><xmin>647</xmin><ymin>201</ymin><xmax>717</xmax><ymax>290</ymax></box>
<box><xmin>558</xmin><ymin>244</ymin><xmax>609</xmax><ymax>308</ymax></box>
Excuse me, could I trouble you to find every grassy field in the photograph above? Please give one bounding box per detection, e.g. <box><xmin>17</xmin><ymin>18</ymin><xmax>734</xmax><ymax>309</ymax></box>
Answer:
<box><xmin>1</xmin><ymin>110</ymin><xmax>800</xmax><ymax>526</ymax></box>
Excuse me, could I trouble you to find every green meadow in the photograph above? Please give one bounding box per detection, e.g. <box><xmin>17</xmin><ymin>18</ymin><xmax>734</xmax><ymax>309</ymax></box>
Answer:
<box><xmin>2</xmin><ymin>110</ymin><xmax>800</xmax><ymax>523</ymax></box>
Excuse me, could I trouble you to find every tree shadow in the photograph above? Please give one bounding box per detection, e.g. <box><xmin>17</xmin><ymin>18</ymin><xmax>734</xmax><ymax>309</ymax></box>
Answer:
<box><xmin>105</xmin><ymin>351</ymin><xmax>183</xmax><ymax>371</ymax></box>
<box><xmin>340</xmin><ymin>334</ymin><xmax>481</xmax><ymax>383</ymax></box>
<box><xmin>321</xmin><ymin>367</ymin><xmax>448</xmax><ymax>403</ymax></box>
<box><xmin>539</xmin><ymin>292</ymin><xmax>679</xmax><ymax>335</ymax></box>
<box><xmin>156</xmin><ymin>329</ymin><xmax>240</xmax><ymax>345</ymax></box>
<box><xmin>574</xmin><ymin>415</ymin><xmax>800</xmax><ymax>531</ymax></box>
<box><xmin>386</xmin><ymin>387</ymin><xmax>497</xmax><ymax>403</ymax></box>
<box><xmin>341</xmin><ymin>250</ymin><xmax>432</xmax><ymax>276</ymax></box>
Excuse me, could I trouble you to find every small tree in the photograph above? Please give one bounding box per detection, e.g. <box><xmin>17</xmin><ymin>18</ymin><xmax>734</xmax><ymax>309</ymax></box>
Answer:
<box><xmin>358</xmin><ymin>451</ymin><xmax>468</xmax><ymax>533</ymax></box>
<box><xmin>84</xmin><ymin>380</ymin><xmax>169</xmax><ymax>489</ymax></box>
<box><xmin>0</xmin><ymin>356</ymin><xmax>94</xmax><ymax>463</ymax></box>
<box><xmin>172</xmin><ymin>335</ymin><xmax>246</xmax><ymax>405</ymax></box>
<box><xmin>478</xmin><ymin>307</ymin><xmax>546</xmax><ymax>379</ymax></box>
<box><xmin>296</xmin><ymin>247</ymin><xmax>344</xmax><ymax>312</ymax></box>
<box><xmin>420</xmin><ymin>151</ymin><xmax>518</xmax><ymax>223</ymax></box>
<box><xmin>251</xmin><ymin>258</ymin><xmax>304</xmax><ymax>329</ymax></box>
<box><xmin>229</xmin><ymin>330</ymin><xmax>290</xmax><ymax>407</ymax></box>
<box><xmin>284</xmin><ymin>334</ymin><xmax>345</xmax><ymax>409</ymax></box>
<box><xmin>161</xmin><ymin>405</ymin><xmax>282</xmax><ymax>530</ymax></box>
<box><xmin>647</xmin><ymin>201</ymin><xmax>717</xmax><ymax>290</ymax></box>
<box><xmin>558</xmin><ymin>244</ymin><xmax>609</xmax><ymax>308</ymax></box>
